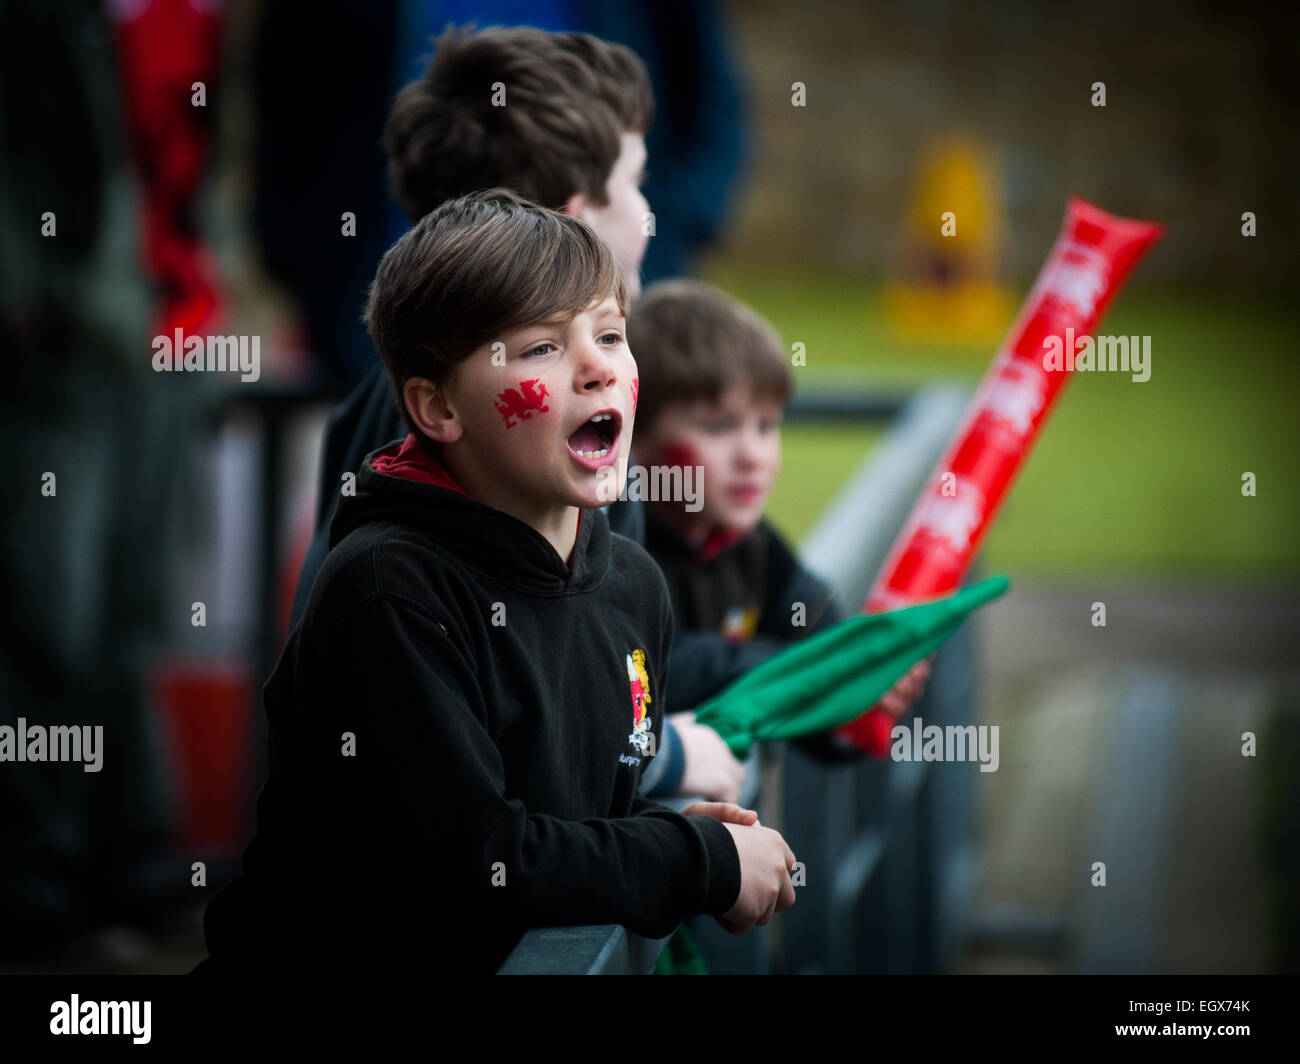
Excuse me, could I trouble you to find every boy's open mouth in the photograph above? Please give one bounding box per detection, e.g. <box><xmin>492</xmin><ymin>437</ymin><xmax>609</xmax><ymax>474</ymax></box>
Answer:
<box><xmin>567</xmin><ymin>408</ymin><xmax>622</xmax><ymax>468</ymax></box>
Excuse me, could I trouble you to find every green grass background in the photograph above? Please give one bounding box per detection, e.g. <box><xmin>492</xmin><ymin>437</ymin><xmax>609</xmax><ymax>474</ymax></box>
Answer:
<box><xmin>699</xmin><ymin>265</ymin><xmax>1299</xmax><ymax>584</ymax></box>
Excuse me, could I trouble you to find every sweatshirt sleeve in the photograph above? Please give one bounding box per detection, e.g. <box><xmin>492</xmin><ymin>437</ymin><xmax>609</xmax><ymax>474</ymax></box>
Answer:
<box><xmin>314</xmin><ymin>592</ymin><xmax>740</xmax><ymax>938</ymax></box>
<box><xmin>637</xmin><ymin>717</ymin><xmax>685</xmax><ymax>797</ymax></box>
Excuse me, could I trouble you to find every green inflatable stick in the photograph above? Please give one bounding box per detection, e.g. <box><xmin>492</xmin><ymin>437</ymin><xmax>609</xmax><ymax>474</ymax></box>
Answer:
<box><xmin>692</xmin><ymin>575</ymin><xmax>1010</xmax><ymax>758</ymax></box>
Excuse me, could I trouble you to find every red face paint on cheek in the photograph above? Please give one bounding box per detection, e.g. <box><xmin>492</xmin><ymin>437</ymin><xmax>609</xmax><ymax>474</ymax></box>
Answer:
<box><xmin>660</xmin><ymin>441</ymin><xmax>699</xmax><ymax>470</ymax></box>
<box><xmin>630</xmin><ymin>377</ymin><xmax>639</xmax><ymax>413</ymax></box>
<box><xmin>493</xmin><ymin>379</ymin><xmax>550</xmax><ymax>428</ymax></box>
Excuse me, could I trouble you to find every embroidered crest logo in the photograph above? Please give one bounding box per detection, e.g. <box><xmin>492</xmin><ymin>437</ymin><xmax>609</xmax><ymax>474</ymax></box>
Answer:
<box><xmin>721</xmin><ymin>604</ymin><xmax>760</xmax><ymax>644</ymax></box>
<box><xmin>626</xmin><ymin>650</ymin><xmax>653</xmax><ymax>755</ymax></box>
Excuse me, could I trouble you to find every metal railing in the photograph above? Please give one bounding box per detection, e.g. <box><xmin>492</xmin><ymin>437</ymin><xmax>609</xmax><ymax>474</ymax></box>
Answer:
<box><xmin>497</xmin><ymin>382</ymin><xmax>979</xmax><ymax>974</ymax></box>
<box><xmin>497</xmin><ymin>925</ymin><xmax>671</xmax><ymax>976</ymax></box>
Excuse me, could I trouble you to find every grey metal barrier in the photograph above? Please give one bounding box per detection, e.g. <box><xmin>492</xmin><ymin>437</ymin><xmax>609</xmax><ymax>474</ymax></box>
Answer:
<box><xmin>498</xmin><ymin>925</ymin><xmax>671</xmax><ymax>976</ymax></box>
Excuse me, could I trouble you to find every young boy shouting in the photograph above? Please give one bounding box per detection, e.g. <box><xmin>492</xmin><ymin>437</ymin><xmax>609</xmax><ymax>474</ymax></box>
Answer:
<box><xmin>291</xmin><ymin>23</ymin><xmax>745</xmax><ymax>803</ymax></box>
<box><xmin>197</xmin><ymin>193</ymin><xmax>797</xmax><ymax>974</ymax></box>
<box><xmin>627</xmin><ymin>280</ymin><xmax>930</xmax><ymax>773</ymax></box>
<box><xmin>293</xmin><ymin>24</ymin><xmax>656</xmax><ymax>629</ymax></box>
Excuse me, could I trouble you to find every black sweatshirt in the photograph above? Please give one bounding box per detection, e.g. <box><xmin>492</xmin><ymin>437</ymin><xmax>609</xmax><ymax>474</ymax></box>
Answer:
<box><xmin>199</xmin><ymin>443</ymin><xmax>741</xmax><ymax>974</ymax></box>
<box><xmin>642</xmin><ymin>508</ymin><xmax>858</xmax><ymax>765</ymax></box>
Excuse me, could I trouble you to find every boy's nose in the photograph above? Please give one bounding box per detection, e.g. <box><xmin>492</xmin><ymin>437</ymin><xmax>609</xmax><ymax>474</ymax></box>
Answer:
<box><xmin>582</xmin><ymin>372</ymin><xmax>616</xmax><ymax>393</ymax></box>
<box><xmin>736</xmin><ymin>429</ymin><xmax>768</xmax><ymax>467</ymax></box>
<box><xmin>576</xmin><ymin>339</ymin><xmax>617</xmax><ymax>392</ymax></box>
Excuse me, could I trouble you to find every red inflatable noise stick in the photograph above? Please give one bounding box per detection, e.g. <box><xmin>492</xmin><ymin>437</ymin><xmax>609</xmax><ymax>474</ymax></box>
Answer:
<box><xmin>836</xmin><ymin>197</ymin><xmax>1164</xmax><ymax>755</ymax></box>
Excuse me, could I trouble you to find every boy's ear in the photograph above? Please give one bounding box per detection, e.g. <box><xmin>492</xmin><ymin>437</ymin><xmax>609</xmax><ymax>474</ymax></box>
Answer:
<box><xmin>403</xmin><ymin>376</ymin><xmax>464</xmax><ymax>444</ymax></box>
<box><xmin>561</xmin><ymin>192</ymin><xmax>589</xmax><ymax>219</ymax></box>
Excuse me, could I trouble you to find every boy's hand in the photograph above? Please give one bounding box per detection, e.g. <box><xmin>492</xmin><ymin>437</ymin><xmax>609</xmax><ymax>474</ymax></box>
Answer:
<box><xmin>682</xmin><ymin>801</ymin><xmax>759</xmax><ymax>827</ymax></box>
<box><xmin>877</xmin><ymin>658</ymin><xmax>933</xmax><ymax>719</ymax></box>
<box><xmin>671</xmin><ymin>712</ymin><xmax>746</xmax><ymax>803</ymax></box>
<box><xmin>716</xmin><ymin>823</ymin><xmax>797</xmax><ymax>934</ymax></box>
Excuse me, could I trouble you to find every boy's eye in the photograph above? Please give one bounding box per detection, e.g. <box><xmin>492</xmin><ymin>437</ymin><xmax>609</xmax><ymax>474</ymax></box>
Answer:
<box><xmin>598</xmin><ymin>331</ymin><xmax>624</xmax><ymax>347</ymax></box>
<box><xmin>522</xmin><ymin>342</ymin><xmax>555</xmax><ymax>359</ymax></box>
<box><xmin>703</xmin><ymin>418</ymin><xmax>737</xmax><ymax>434</ymax></box>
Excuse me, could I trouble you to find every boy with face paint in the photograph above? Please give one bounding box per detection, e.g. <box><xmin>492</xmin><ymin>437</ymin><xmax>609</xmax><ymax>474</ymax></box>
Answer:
<box><xmin>628</xmin><ymin>281</ymin><xmax>931</xmax><ymax>778</ymax></box>
<box><xmin>292</xmin><ymin>25</ymin><xmax>654</xmax><ymax>630</ymax></box>
<box><xmin>197</xmin><ymin>192</ymin><xmax>799</xmax><ymax>974</ymax></box>
<box><xmin>287</xmin><ymin>24</ymin><xmax>746</xmax><ymax>803</ymax></box>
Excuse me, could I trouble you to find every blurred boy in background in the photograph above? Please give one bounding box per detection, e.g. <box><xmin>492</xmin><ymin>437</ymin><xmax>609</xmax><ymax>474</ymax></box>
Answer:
<box><xmin>627</xmin><ymin>279</ymin><xmax>930</xmax><ymax>791</ymax></box>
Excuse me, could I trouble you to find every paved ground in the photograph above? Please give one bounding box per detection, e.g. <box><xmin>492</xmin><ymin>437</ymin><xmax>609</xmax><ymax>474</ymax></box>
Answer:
<box><xmin>962</xmin><ymin>584</ymin><xmax>1299</xmax><ymax>974</ymax></box>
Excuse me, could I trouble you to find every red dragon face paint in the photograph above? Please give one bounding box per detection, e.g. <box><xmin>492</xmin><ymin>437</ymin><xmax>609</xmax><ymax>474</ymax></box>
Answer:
<box><xmin>494</xmin><ymin>379</ymin><xmax>550</xmax><ymax>428</ymax></box>
<box><xmin>630</xmin><ymin>377</ymin><xmax>639</xmax><ymax>413</ymax></box>
<box><xmin>659</xmin><ymin>440</ymin><xmax>699</xmax><ymax>471</ymax></box>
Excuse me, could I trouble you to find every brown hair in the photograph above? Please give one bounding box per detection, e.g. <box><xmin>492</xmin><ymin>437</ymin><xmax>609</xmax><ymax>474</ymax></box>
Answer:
<box><xmin>365</xmin><ymin>188</ymin><xmax>627</xmax><ymax>437</ymax></box>
<box><xmin>627</xmin><ymin>280</ymin><xmax>792</xmax><ymax>435</ymax></box>
<box><xmin>386</xmin><ymin>25</ymin><xmax>653</xmax><ymax>223</ymax></box>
